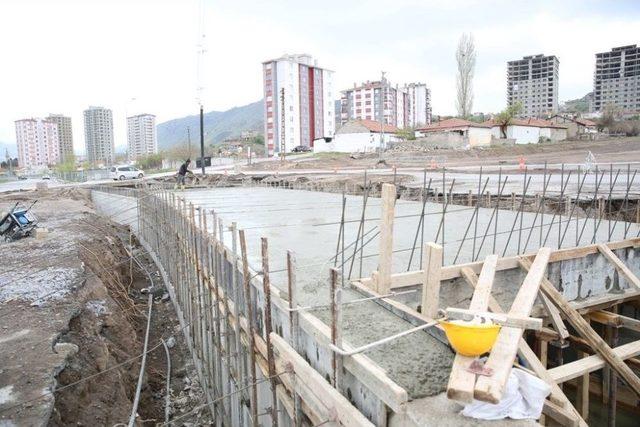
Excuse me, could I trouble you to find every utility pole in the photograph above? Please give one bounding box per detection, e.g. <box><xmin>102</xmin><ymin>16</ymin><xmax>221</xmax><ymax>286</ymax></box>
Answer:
<box><xmin>280</xmin><ymin>87</ymin><xmax>286</xmax><ymax>164</ymax></box>
<box><xmin>5</xmin><ymin>148</ymin><xmax>12</xmax><ymax>175</ymax></box>
<box><xmin>187</xmin><ymin>126</ymin><xmax>192</xmax><ymax>158</ymax></box>
<box><xmin>200</xmin><ymin>105</ymin><xmax>205</xmax><ymax>175</ymax></box>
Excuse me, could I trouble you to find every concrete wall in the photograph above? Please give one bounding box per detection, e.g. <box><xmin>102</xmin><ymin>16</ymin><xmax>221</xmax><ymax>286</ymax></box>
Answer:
<box><xmin>468</xmin><ymin>127</ymin><xmax>492</xmax><ymax>147</ymax></box>
<box><xmin>314</xmin><ymin>132</ymin><xmax>400</xmax><ymax>153</ymax></box>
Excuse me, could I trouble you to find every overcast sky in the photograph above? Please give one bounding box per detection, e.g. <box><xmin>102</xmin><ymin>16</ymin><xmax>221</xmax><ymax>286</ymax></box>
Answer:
<box><xmin>1</xmin><ymin>0</ymin><xmax>639</xmax><ymax>153</ymax></box>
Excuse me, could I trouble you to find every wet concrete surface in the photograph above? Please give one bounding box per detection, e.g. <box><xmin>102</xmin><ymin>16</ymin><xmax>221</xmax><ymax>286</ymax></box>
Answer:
<box><xmin>172</xmin><ymin>187</ymin><xmax>636</xmax><ymax>398</ymax></box>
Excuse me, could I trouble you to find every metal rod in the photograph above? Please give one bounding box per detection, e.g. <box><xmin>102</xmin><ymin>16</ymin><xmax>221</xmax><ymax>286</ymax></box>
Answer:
<box><xmin>543</xmin><ymin>170</ymin><xmax>573</xmax><ymax>246</ymax></box>
<box><xmin>517</xmin><ymin>166</ymin><xmax>527</xmax><ymax>254</ymax></box>
<box><xmin>472</xmin><ymin>167</ymin><xmax>482</xmax><ymax>259</ymax></box>
<box><xmin>260</xmin><ymin>237</ymin><xmax>279</xmax><ymax>427</ymax></box>
<box><xmin>238</xmin><ymin>230</ymin><xmax>259</xmax><ymax>427</ymax></box>
<box><xmin>453</xmin><ymin>177</ymin><xmax>490</xmax><ymax>264</ymax></box>
<box><xmin>577</xmin><ymin>169</ymin><xmax>605</xmax><ymax>245</ymax></box>
<box><xmin>501</xmin><ymin>176</ymin><xmax>532</xmax><ymax>257</ymax></box>
<box><xmin>476</xmin><ymin>175</ymin><xmax>509</xmax><ymax>259</ymax></box>
<box><xmin>329</xmin><ymin>320</ymin><xmax>439</xmax><ymax>356</ymax></box>
<box><xmin>407</xmin><ymin>177</ymin><xmax>432</xmax><ymax>271</ymax></box>
<box><xmin>523</xmin><ymin>170</ymin><xmax>551</xmax><ymax>253</ymax></box>
<box><xmin>494</xmin><ymin>167</ymin><xmax>502</xmax><ymax>254</ymax></box>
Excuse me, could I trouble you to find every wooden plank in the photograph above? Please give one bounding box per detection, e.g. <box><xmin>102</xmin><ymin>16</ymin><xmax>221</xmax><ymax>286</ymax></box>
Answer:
<box><xmin>521</xmin><ymin>258</ymin><xmax>640</xmax><ymax>398</ymax></box>
<box><xmin>270</xmin><ymin>333</ymin><xmax>375</xmax><ymax>427</ymax></box>
<box><xmin>542</xmin><ymin>400</ymin><xmax>579</xmax><ymax>427</ymax></box>
<box><xmin>590</xmin><ymin>310</ymin><xmax>640</xmax><ymax>333</ymax></box>
<box><xmin>373</xmin><ymin>237</ymin><xmax>640</xmax><ymax>289</ymax></box>
<box><xmin>597</xmin><ymin>243</ymin><xmax>640</xmax><ymax>289</ymax></box>
<box><xmin>377</xmin><ymin>183</ymin><xmax>396</xmax><ymax>294</ymax></box>
<box><xmin>548</xmin><ymin>340</ymin><xmax>640</xmax><ymax>384</ymax></box>
<box><xmin>539</xmin><ymin>293</ymin><xmax>570</xmax><ymax>339</ymax></box>
<box><xmin>445</xmin><ymin>307</ymin><xmax>542</xmax><ymax>330</ymax></box>
<box><xmin>297</xmin><ymin>311</ymin><xmax>409</xmax><ymax>413</ymax></box>
<box><xmin>446</xmin><ymin>255</ymin><xmax>497</xmax><ymax>403</ymax></box>
<box><xmin>474</xmin><ymin>248</ymin><xmax>552</xmax><ymax>404</ymax></box>
<box><xmin>421</xmin><ymin>242</ymin><xmax>443</xmax><ymax>318</ymax></box>
<box><xmin>458</xmin><ymin>263</ymin><xmax>586</xmax><ymax>425</ymax></box>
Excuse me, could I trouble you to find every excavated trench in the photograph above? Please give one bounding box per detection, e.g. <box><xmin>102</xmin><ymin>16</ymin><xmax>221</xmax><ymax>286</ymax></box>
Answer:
<box><xmin>48</xmin><ymin>224</ymin><xmax>209</xmax><ymax>426</ymax></box>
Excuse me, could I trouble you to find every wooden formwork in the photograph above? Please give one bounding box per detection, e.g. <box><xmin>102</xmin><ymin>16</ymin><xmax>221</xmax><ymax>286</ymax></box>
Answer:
<box><xmin>131</xmin><ymin>186</ymin><xmax>409</xmax><ymax>426</ymax></box>
<box><xmin>352</xmin><ymin>184</ymin><xmax>640</xmax><ymax>426</ymax></box>
<box><xmin>92</xmin><ymin>183</ymin><xmax>640</xmax><ymax>427</ymax></box>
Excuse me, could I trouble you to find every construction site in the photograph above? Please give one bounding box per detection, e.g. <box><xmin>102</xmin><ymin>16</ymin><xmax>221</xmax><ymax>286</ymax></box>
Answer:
<box><xmin>1</xmin><ymin>140</ymin><xmax>640</xmax><ymax>426</ymax></box>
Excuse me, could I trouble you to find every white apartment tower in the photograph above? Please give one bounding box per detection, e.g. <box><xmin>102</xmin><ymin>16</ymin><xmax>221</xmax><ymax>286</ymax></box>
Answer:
<box><xmin>127</xmin><ymin>114</ymin><xmax>157</xmax><ymax>161</ymax></box>
<box><xmin>507</xmin><ymin>54</ymin><xmax>559</xmax><ymax>117</ymax></box>
<box><xmin>404</xmin><ymin>83</ymin><xmax>432</xmax><ymax>127</ymax></box>
<box><xmin>83</xmin><ymin>106</ymin><xmax>115</xmax><ymax>165</ymax></box>
<box><xmin>262</xmin><ymin>54</ymin><xmax>335</xmax><ymax>156</ymax></box>
<box><xmin>594</xmin><ymin>44</ymin><xmax>640</xmax><ymax>112</ymax></box>
<box><xmin>15</xmin><ymin>118</ymin><xmax>60</xmax><ymax>169</ymax></box>
<box><xmin>47</xmin><ymin>114</ymin><xmax>73</xmax><ymax>162</ymax></box>
<box><xmin>340</xmin><ymin>77</ymin><xmax>432</xmax><ymax>128</ymax></box>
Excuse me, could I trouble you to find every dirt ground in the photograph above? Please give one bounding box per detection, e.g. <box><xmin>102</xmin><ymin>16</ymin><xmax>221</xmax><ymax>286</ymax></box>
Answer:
<box><xmin>0</xmin><ymin>187</ymin><xmax>210</xmax><ymax>426</ymax></box>
<box><xmin>245</xmin><ymin>136</ymin><xmax>640</xmax><ymax>171</ymax></box>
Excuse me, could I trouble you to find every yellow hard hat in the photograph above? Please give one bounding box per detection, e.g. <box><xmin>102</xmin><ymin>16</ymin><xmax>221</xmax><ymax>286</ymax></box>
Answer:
<box><xmin>439</xmin><ymin>320</ymin><xmax>501</xmax><ymax>357</ymax></box>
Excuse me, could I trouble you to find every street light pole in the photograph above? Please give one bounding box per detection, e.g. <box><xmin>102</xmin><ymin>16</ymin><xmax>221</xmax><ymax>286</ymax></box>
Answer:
<box><xmin>200</xmin><ymin>104</ymin><xmax>205</xmax><ymax>175</ymax></box>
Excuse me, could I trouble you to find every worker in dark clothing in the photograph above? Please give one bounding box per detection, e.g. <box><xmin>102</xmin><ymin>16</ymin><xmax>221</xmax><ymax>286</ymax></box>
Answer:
<box><xmin>174</xmin><ymin>159</ymin><xmax>193</xmax><ymax>190</ymax></box>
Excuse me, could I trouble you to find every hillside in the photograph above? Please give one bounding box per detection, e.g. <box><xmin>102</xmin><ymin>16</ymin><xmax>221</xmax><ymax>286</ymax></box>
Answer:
<box><xmin>561</xmin><ymin>92</ymin><xmax>593</xmax><ymax>113</ymax></box>
<box><xmin>157</xmin><ymin>100</ymin><xmax>263</xmax><ymax>150</ymax></box>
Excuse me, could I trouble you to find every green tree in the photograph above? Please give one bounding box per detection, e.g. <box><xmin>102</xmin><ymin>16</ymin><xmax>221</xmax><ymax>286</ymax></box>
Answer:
<box><xmin>597</xmin><ymin>103</ymin><xmax>618</xmax><ymax>132</ymax></box>
<box><xmin>396</xmin><ymin>128</ymin><xmax>416</xmax><ymax>141</ymax></box>
<box><xmin>55</xmin><ymin>153</ymin><xmax>76</xmax><ymax>173</ymax></box>
<box><xmin>136</xmin><ymin>153</ymin><xmax>163</xmax><ymax>170</ymax></box>
<box><xmin>495</xmin><ymin>102</ymin><xmax>523</xmax><ymax>138</ymax></box>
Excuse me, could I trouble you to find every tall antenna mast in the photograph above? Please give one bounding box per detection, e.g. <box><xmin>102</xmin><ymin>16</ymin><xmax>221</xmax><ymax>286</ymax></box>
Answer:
<box><xmin>196</xmin><ymin>0</ymin><xmax>206</xmax><ymax>175</ymax></box>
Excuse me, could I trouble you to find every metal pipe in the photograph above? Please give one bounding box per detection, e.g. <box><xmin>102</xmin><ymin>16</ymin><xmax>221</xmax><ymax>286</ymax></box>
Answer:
<box><xmin>329</xmin><ymin>319</ymin><xmax>439</xmax><ymax>356</ymax></box>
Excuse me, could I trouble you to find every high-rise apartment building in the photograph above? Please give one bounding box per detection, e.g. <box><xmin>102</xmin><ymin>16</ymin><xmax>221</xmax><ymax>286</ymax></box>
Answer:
<box><xmin>15</xmin><ymin>118</ymin><xmax>60</xmax><ymax>169</ymax></box>
<box><xmin>593</xmin><ymin>44</ymin><xmax>640</xmax><ymax>112</ymax></box>
<box><xmin>262</xmin><ymin>54</ymin><xmax>335</xmax><ymax>156</ymax></box>
<box><xmin>83</xmin><ymin>106</ymin><xmax>114</xmax><ymax>165</ymax></box>
<box><xmin>127</xmin><ymin>114</ymin><xmax>157</xmax><ymax>161</ymax></box>
<box><xmin>340</xmin><ymin>77</ymin><xmax>431</xmax><ymax>128</ymax></box>
<box><xmin>47</xmin><ymin>114</ymin><xmax>73</xmax><ymax>162</ymax></box>
<box><xmin>404</xmin><ymin>83</ymin><xmax>432</xmax><ymax>127</ymax></box>
<box><xmin>507</xmin><ymin>54</ymin><xmax>559</xmax><ymax>117</ymax></box>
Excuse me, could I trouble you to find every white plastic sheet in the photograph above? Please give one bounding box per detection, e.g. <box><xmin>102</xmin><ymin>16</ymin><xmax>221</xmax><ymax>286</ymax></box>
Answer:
<box><xmin>462</xmin><ymin>368</ymin><xmax>551</xmax><ymax>420</ymax></box>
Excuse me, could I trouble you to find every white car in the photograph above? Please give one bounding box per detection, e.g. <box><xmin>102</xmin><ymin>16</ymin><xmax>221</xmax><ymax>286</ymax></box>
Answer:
<box><xmin>110</xmin><ymin>165</ymin><xmax>145</xmax><ymax>181</ymax></box>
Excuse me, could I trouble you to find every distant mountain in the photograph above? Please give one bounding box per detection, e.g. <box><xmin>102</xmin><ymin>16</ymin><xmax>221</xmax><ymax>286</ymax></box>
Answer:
<box><xmin>0</xmin><ymin>141</ymin><xmax>17</xmax><ymax>158</ymax></box>
<box><xmin>561</xmin><ymin>92</ymin><xmax>593</xmax><ymax>113</ymax></box>
<box><xmin>157</xmin><ymin>100</ymin><xmax>263</xmax><ymax>150</ymax></box>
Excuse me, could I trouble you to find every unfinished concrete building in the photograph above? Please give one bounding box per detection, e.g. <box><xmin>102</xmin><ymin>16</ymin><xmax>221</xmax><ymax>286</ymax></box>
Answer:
<box><xmin>507</xmin><ymin>54</ymin><xmax>559</xmax><ymax>118</ymax></box>
<box><xmin>594</xmin><ymin>44</ymin><xmax>640</xmax><ymax>113</ymax></box>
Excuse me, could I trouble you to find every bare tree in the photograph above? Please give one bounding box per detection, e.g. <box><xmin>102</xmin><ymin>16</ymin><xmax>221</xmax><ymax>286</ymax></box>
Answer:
<box><xmin>455</xmin><ymin>33</ymin><xmax>476</xmax><ymax>118</ymax></box>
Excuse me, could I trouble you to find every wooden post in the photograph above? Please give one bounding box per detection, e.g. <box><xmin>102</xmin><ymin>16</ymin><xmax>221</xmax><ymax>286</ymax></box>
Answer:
<box><xmin>286</xmin><ymin>250</ymin><xmax>302</xmax><ymax>427</ymax></box>
<box><xmin>239</xmin><ymin>230</ymin><xmax>259</xmax><ymax>427</ymax></box>
<box><xmin>421</xmin><ymin>242</ymin><xmax>443</xmax><ymax>319</ymax></box>
<box><xmin>377</xmin><ymin>183</ymin><xmax>396</xmax><ymax>294</ymax></box>
<box><xmin>261</xmin><ymin>237</ymin><xmax>279</xmax><ymax>427</ymax></box>
<box><xmin>522</xmin><ymin>258</ymin><xmax>640</xmax><ymax>398</ymax></box>
<box><xmin>608</xmin><ymin>308</ymin><xmax>619</xmax><ymax>427</ymax></box>
<box><xmin>230</xmin><ymin>222</ymin><xmax>246</xmax><ymax>427</ymax></box>
<box><xmin>475</xmin><ymin>248</ymin><xmax>552</xmax><ymax>403</ymax></box>
<box><xmin>330</xmin><ymin>268</ymin><xmax>343</xmax><ymax>390</ymax></box>
<box><xmin>447</xmin><ymin>255</ymin><xmax>497</xmax><ymax>403</ymax></box>
<box><xmin>467</xmin><ymin>189</ymin><xmax>473</xmax><ymax>207</ymax></box>
<box><xmin>511</xmin><ymin>192</ymin><xmax>516</xmax><ymax>210</ymax></box>
<box><xmin>576</xmin><ymin>318</ymin><xmax>590</xmax><ymax>420</ymax></box>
